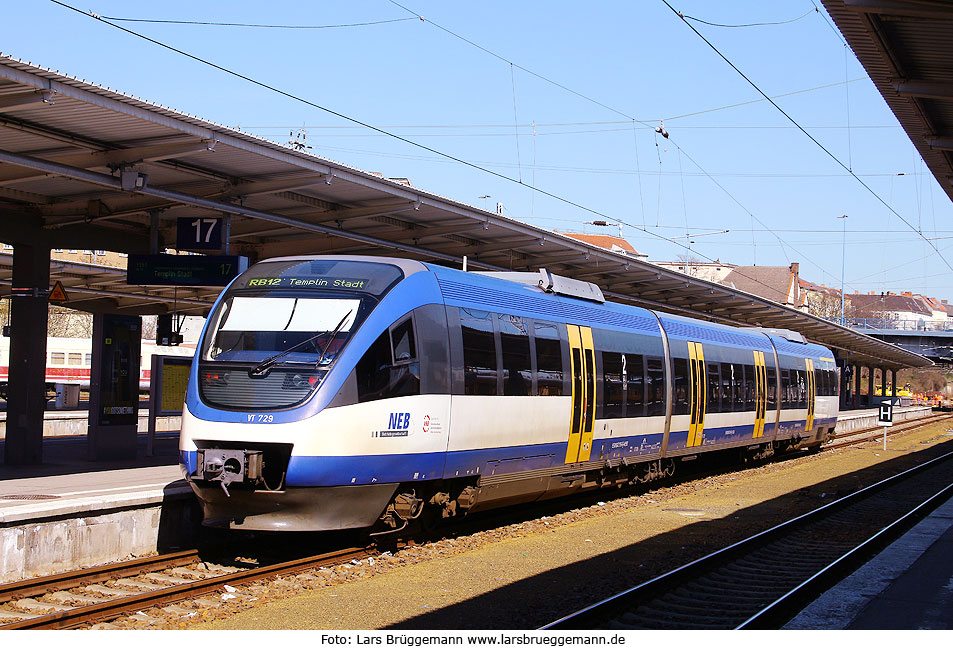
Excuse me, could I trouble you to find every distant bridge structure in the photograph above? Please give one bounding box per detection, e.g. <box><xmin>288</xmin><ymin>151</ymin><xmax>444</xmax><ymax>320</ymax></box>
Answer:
<box><xmin>851</xmin><ymin>320</ymin><xmax>953</xmax><ymax>365</ymax></box>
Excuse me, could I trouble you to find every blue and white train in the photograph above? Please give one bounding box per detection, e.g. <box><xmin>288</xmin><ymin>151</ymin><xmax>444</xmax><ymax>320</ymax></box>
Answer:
<box><xmin>179</xmin><ymin>256</ymin><xmax>839</xmax><ymax>532</ymax></box>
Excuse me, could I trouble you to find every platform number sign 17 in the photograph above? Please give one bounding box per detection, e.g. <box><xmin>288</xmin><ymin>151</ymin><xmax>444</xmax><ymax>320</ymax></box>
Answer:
<box><xmin>177</xmin><ymin>217</ymin><xmax>223</xmax><ymax>251</ymax></box>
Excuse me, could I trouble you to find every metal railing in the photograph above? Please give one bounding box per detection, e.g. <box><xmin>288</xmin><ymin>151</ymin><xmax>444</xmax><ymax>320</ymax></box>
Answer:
<box><xmin>847</xmin><ymin>318</ymin><xmax>953</xmax><ymax>332</ymax></box>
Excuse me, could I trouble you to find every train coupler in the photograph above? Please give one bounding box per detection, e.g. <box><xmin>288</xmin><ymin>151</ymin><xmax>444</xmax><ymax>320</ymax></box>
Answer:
<box><xmin>193</xmin><ymin>448</ymin><xmax>264</xmax><ymax>497</ymax></box>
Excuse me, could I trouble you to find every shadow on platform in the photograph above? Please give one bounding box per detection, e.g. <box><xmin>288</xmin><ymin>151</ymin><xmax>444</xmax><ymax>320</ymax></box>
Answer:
<box><xmin>0</xmin><ymin>432</ymin><xmax>181</xmax><ymax>480</ymax></box>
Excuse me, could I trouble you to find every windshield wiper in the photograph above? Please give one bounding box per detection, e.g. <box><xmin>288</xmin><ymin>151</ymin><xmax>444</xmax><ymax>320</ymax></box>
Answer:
<box><xmin>314</xmin><ymin>310</ymin><xmax>354</xmax><ymax>369</ymax></box>
<box><xmin>248</xmin><ymin>310</ymin><xmax>353</xmax><ymax>377</ymax></box>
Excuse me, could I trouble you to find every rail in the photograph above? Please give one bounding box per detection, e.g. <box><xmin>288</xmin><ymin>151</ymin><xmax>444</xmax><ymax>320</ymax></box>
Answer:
<box><xmin>542</xmin><ymin>447</ymin><xmax>953</xmax><ymax>629</ymax></box>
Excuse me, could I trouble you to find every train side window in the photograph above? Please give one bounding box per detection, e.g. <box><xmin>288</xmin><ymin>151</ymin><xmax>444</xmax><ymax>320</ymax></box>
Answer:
<box><xmin>85</xmin><ymin>353</ymin><xmax>92</xmax><ymax>365</ymax></box>
<box><xmin>766</xmin><ymin>366</ymin><xmax>777</xmax><ymax>409</ymax></box>
<box><xmin>356</xmin><ymin>317</ymin><xmax>420</xmax><ymax>402</ymax></box>
<box><xmin>601</xmin><ymin>352</ymin><xmax>625</xmax><ymax>419</ymax></box>
<box><xmin>68</xmin><ymin>353</ymin><xmax>83</xmax><ymax>365</ymax></box>
<box><xmin>728</xmin><ymin>363</ymin><xmax>742</xmax><ymax>411</ymax></box>
<box><xmin>391</xmin><ymin>318</ymin><xmax>417</xmax><ymax>362</ymax></box>
<box><xmin>707</xmin><ymin>362</ymin><xmax>721</xmax><ymax>414</ymax></box>
<box><xmin>50</xmin><ymin>352</ymin><xmax>65</xmax><ymax>365</ymax></box>
<box><xmin>743</xmin><ymin>364</ymin><xmax>755</xmax><ymax>411</ymax></box>
<box><xmin>720</xmin><ymin>362</ymin><xmax>734</xmax><ymax>412</ymax></box>
<box><xmin>795</xmin><ymin>368</ymin><xmax>807</xmax><ymax>408</ymax></box>
<box><xmin>461</xmin><ymin>308</ymin><xmax>498</xmax><ymax>396</ymax></box>
<box><xmin>534</xmin><ymin>321</ymin><xmax>564</xmax><ymax>396</ymax></box>
<box><xmin>780</xmin><ymin>368</ymin><xmax>792</xmax><ymax>409</ymax></box>
<box><xmin>671</xmin><ymin>357</ymin><xmax>689</xmax><ymax>415</ymax></box>
<box><xmin>499</xmin><ymin>314</ymin><xmax>531</xmax><ymax>397</ymax></box>
<box><xmin>626</xmin><ymin>353</ymin><xmax>645</xmax><ymax>418</ymax></box>
<box><xmin>645</xmin><ymin>357</ymin><xmax>665</xmax><ymax>417</ymax></box>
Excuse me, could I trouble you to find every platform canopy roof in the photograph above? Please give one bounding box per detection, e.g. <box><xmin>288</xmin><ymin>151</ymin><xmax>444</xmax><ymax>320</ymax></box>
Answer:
<box><xmin>0</xmin><ymin>54</ymin><xmax>930</xmax><ymax>369</ymax></box>
<box><xmin>822</xmin><ymin>0</ymin><xmax>953</xmax><ymax>203</ymax></box>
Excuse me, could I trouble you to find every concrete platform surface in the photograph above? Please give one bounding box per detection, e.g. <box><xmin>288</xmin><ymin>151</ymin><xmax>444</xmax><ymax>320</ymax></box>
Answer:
<box><xmin>786</xmin><ymin>495</ymin><xmax>953</xmax><ymax>630</ymax></box>
<box><xmin>0</xmin><ymin>432</ymin><xmax>195</xmax><ymax>581</ymax></box>
<box><xmin>0</xmin><ymin>431</ymin><xmax>186</xmax><ymax>523</ymax></box>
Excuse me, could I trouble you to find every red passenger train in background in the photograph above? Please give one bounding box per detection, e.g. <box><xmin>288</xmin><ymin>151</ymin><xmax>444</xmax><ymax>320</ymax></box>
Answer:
<box><xmin>0</xmin><ymin>336</ymin><xmax>195</xmax><ymax>398</ymax></box>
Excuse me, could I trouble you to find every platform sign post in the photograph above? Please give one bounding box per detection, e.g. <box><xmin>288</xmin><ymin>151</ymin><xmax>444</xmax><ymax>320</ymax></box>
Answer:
<box><xmin>146</xmin><ymin>354</ymin><xmax>192</xmax><ymax>456</ymax></box>
<box><xmin>877</xmin><ymin>400</ymin><xmax>893</xmax><ymax>451</ymax></box>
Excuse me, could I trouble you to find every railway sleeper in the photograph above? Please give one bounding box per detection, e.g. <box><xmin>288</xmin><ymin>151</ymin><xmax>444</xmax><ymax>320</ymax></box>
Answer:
<box><xmin>722</xmin><ymin>560</ymin><xmax>811</xmax><ymax>577</ymax></box>
<box><xmin>761</xmin><ymin>540</ymin><xmax>845</xmax><ymax>557</ymax></box>
<box><xmin>705</xmin><ymin>570</ymin><xmax>800</xmax><ymax>589</ymax></box>
<box><xmin>0</xmin><ymin>609</ymin><xmax>29</xmax><ymax>621</ymax></box>
<box><xmin>620</xmin><ymin>605</ymin><xmax>738</xmax><ymax>628</ymax></box>
<box><xmin>643</xmin><ymin>597</ymin><xmax>766</xmax><ymax>619</ymax></box>
<box><xmin>115</xmin><ymin>578</ymin><xmax>173</xmax><ymax>591</ymax></box>
<box><xmin>725</xmin><ymin>558</ymin><xmax>827</xmax><ymax>575</ymax></box>
<box><xmin>47</xmin><ymin>590</ymin><xmax>110</xmax><ymax>605</ymax></box>
<box><xmin>166</xmin><ymin>568</ymin><xmax>224</xmax><ymax>580</ymax></box>
<box><xmin>14</xmin><ymin>598</ymin><xmax>74</xmax><ymax>613</ymax></box>
<box><xmin>82</xmin><ymin>584</ymin><xmax>139</xmax><ymax>597</ymax></box>
<box><xmin>143</xmin><ymin>573</ymin><xmax>193</xmax><ymax>585</ymax></box>
<box><xmin>695</xmin><ymin>573</ymin><xmax>800</xmax><ymax>594</ymax></box>
<box><xmin>673</xmin><ymin>584</ymin><xmax>776</xmax><ymax>602</ymax></box>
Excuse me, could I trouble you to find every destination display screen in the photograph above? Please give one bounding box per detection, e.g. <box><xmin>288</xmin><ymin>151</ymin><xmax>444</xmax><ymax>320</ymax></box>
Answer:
<box><xmin>246</xmin><ymin>276</ymin><xmax>370</xmax><ymax>290</ymax></box>
<box><xmin>229</xmin><ymin>259</ymin><xmax>404</xmax><ymax>298</ymax></box>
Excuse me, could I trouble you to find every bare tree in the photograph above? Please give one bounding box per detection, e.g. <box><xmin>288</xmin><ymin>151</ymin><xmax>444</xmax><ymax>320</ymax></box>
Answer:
<box><xmin>47</xmin><ymin>306</ymin><xmax>93</xmax><ymax>337</ymax></box>
<box><xmin>804</xmin><ymin>291</ymin><xmax>851</xmax><ymax>322</ymax></box>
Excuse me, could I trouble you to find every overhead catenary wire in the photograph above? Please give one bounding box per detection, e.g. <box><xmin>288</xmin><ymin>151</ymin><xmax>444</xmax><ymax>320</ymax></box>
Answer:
<box><xmin>681</xmin><ymin>7</ymin><xmax>818</xmax><ymax>29</ymax></box>
<box><xmin>51</xmin><ymin>2</ymin><xmax>930</xmax><ymax>300</ymax></box>
<box><xmin>383</xmin><ymin>0</ymin><xmax>853</xmax><ymax>282</ymax></box>
<box><xmin>50</xmin><ymin>0</ymin><xmax>789</xmax><ymax>295</ymax></box>
<box><xmin>89</xmin><ymin>15</ymin><xmax>418</xmax><ymax>29</ymax></box>
<box><xmin>662</xmin><ymin>0</ymin><xmax>953</xmax><ymax>275</ymax></box>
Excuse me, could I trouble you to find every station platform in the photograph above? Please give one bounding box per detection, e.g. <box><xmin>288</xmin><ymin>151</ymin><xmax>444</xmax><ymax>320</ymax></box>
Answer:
<box><xmin>0</xmin><ymin>431</ymin><xmax>196</xmax><ymax>582</ymax></box>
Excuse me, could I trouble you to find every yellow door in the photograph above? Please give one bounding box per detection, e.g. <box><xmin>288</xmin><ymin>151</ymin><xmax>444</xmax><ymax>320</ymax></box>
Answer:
<box><xmin>805</xmin><ymin>359</ymin><xmax>816</xmax><ymax>432</ymax></box>
<box><xmin>687</xmin><ymin>342</ymin><xmax>707</xmax><ymax>447</ymax></box>
<box><xmin>753</xmin><ymin>351</ymin><xmax>767</xmax><ymax>438</ymax></box>
<box><xmin>565</xmin><ymin>326</ymin><xmax>596</xmax><ymax>463</ymax></box>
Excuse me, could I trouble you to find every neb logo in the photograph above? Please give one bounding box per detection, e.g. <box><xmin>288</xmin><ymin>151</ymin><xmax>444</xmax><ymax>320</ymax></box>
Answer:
<box><xmin>388</xmin><ymin>412</ymin><xmax>411</xmax><ymax>429</ymax></box>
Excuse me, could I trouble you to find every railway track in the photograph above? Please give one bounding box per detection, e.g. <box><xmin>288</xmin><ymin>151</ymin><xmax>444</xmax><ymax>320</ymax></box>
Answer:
<box><xmin>543</xmin><ymin>446</ymin><xmax>953</xmax><ymax>630</ymax></box>
<box><xmin>2</xmin><ymin>412</ymin><xmax>946</xmax><ymax>629</ymax></box>
<box><xmin>0</xmin><ymin>545</ymin><xmax>369</xmax><ymax>629</ymax></box>
<box><xmin>827</xmin><ymin>411</ymin><xmax>949</xmax><ymax>450</ymax></box>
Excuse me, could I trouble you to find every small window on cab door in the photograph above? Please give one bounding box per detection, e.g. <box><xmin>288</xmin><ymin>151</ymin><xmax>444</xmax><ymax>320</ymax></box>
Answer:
<box><xmin>356</xmin><ymin>317</ymin><xmax>420</xmax><ymax>403</ymax></box>
<box><xmin>391</xmin><ymin>318</ymin><xmax>417</xmax><ymax>363</ymax></box>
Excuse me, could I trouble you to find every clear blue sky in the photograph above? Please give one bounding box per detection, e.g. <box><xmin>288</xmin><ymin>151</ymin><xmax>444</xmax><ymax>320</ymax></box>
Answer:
<box><xmin>3</xmin><ymin>1</ymin><xmax>952</xmax><ymax>300</ymax></box>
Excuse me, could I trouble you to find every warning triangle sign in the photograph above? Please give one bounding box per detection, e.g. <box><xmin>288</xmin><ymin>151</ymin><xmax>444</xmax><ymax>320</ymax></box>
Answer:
<box><xmin>49</xmin><ymin>281</ymin><xmax>69</xmax><ymax>303</ymax></box>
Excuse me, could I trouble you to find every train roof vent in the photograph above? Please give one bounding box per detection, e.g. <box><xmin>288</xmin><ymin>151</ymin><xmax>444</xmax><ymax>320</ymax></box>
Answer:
<box><xmin>742</xmin><ymin>327</ymin><xmax>807</xmax><ymax>344</ymax></box>
<box><xmin>475</xmin><ymin>268</ymin><xmax>605</xmax><ymax>303</ymax></box>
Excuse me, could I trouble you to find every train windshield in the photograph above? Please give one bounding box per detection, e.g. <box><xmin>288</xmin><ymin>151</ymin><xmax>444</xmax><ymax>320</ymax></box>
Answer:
<box><xmin>197</xmin><ymin>258</ymin><xmax>403</xmax><ymax>410</ymax></box>
<box><xmin>204</xmin><ymin>296</ymin><xmax>363</xmax><ymax>364</ymax></box>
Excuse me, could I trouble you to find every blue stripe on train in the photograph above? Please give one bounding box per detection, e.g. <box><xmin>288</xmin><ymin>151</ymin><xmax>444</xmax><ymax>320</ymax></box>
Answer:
<box><xmin>186</xmin><ymin>416</ymin><xmax>838</xmax><ymax>487</ymax></box>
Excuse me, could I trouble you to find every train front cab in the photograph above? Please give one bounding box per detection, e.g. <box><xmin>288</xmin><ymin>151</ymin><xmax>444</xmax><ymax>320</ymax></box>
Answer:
<box><xmin>180</xmin><ymin>256</ymin><xmax>454</xmax><ymax>531</ymax></box>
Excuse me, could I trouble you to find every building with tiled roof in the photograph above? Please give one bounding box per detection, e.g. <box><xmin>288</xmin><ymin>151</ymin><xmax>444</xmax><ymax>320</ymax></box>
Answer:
<box><xmin>719</xmin><ymin>263</ymin><xmax>804</xmax><ymax>309</ymax></box>
<box><xmin>559</xmin><ymin>232</ymin><xmax>648</xmax><ymax>259</ymax></box>
<box><xmin>651</xmin><ymin>260</ymin><xmax>736</xmax><ymax>283</ymax></box>
<box><xmin>847</xmin><ymin>292</ymin><xmax>934</xmax><ymax>329</ymax></box>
